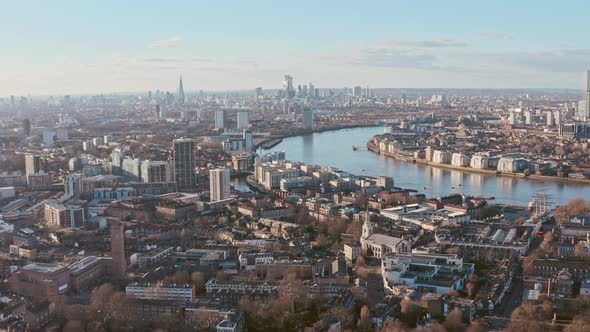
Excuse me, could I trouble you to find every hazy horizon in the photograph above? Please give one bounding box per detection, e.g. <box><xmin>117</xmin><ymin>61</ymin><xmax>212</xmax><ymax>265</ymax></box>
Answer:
<box><xmin>1</xmin><ymin>87</ymin><xmax>585</xmax><ymax>101</ymax></box>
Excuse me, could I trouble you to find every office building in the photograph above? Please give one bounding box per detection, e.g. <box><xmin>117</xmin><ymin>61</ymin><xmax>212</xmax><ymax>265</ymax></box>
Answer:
<box><xmin>223</xmin><ymin>139</ymin><xmax>245</xmax><ymax>151</ymax></box>
<box><xmin>68</xmin><ymin>256</ymin><xmax>113</xmax><ymax>293</ymax></box>
<box><xmin>508</xmin><ymin>111</ymin><xmax>517</xmax><ymax>125</ymax></box>
<box><xmin>55</xmin><ymin>127</ymin><xmax>69</xmax><ymax>140</ymax></box>
<box><xmin>255</xmin><ymin>87</ymin><xmax>263</xmax><ymax>100</ymax></box>
<box><xmin>308</xmin><ymin>82</ymin><xmax>315</xmax><ymax>99</ymax></box>
<box><xmin>283</xmin><ymin>75</ymin><xmax>295</xmax><ymax>99</ymax></box>
<box><xmin>302</xmin><ymin>108</ymin><xmax>314</xmax><ymax>129</ymax></box>
<box><xmin>82</xmin><ymin>140</ymin><xmax>94</xmax><ymax>151</ymax></box>
<box><xmin>546</xmin><ymin>111</ymin><xmax>555</xmax><ymax>127</ymax></box>
<box><xmin>236</xmin><ymin>111</ymin><xmax>249</xmax><ymax>129</ymax></box>
<box><xmin>25</xmin><ymin>154</ymin><xmax>41</xmax><ymax>177</ymax></box>
<box><xmin>44</xmin><ymin>202</ymin><xmax>85</xmax><ymax>228</ymax></box>
<box><xmin>579</xmin><ymin>70</ymin><xmax>590</xmax><ymax>122</ymax></box>
<box><xmin>110</xmin><ymin>148</ymin><xmax>125</xmax><ymax>174</ymax></box>
<box><xmin>22</xmin><ymin>119</ymin><xmax>31</xmax><ymax>136</ymax></box>
<box><xmin>126</xmin><ymin>283</ymin><xmax>195</xmax><ymax>302</ymax></box>
<box><xmin>42</xmin><ymin>130</ymin><xmax>55</xmax><ymax>147</ymax></box>
<box><xmin>9</xmin><ymin>263</ymin><xmax>70</xmax><ymax>303</ymax></box>
<box><xmin>122</xmin><ymin>158</ymin><xmax>142</xmax><ymax>181</ymax></box>
<box><xmin>215</xmin><ymin>110</ymin><xmax>226</xmax><ymax>129</ymax></box>
<box><xmin>210</xmin><ymin>168</ymin><xmax>230</xmax><ymax>202</ymax></box>
<box><xmin>64</xmin><ymin>174</ymin><xmax>82</xmax><ymax>198</ymax></box>
<box><xmin>559</xmin><ymin>122</ymin><xmax>590</xmax><ymax>139</ymax></box>
<box><xmin>376</xmin><ymin>176</ymin><xmax>394</xmax><ymax>190</ymax></box>
<box><xmin>524</xmin><ymin>110</ymin><xmax>532</xmax><ymax>125</ymax></box>
<box><xmin>554</xmin><ymin>110</ymin><xmax>562</xmax><ymax>125</ymax></box>
<box><xmin>141</xmin><ymin>161</ymin><xmax>172</xmax><ymax>183</ymax></box>
<box><xmin>255</xmin><ymin>151</ymin><xmax>286</xmax><ymax>164</ymax></box>
<box><xmin>353</xmin><ymin>86</ymin><xmax>362</xmax><ymax>97</ymax></box>
<box><xmin>173</xmin><ymin>139</ymin><xmax>196</xmax><ymax>190</ymax></box>
<box><xmin>243</xmin><ymin>130</ymin><xmax>253</xmax><ymax>151</ymax></box>
<box><xmin>382</xmin><ymin>252</ymin><xmax>474</xmax><ymax>294</ymax></box>
<box><xmin>0</xmin><ymin>187</ymin><xmax>16</xmax><ymax>199</ymax></box>
<box><xmin>27</xmin><ymin>173</ymin><xmax>52</xmax><ymax>191</ymax></box>
<box><xmin>92</xmin><ymin>137</ymin><xmax>104</xmax><ymax>147</ymax></box>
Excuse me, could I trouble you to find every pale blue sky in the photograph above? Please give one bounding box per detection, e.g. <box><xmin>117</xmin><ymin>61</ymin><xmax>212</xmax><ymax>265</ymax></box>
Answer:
<box><xmin>1</xmin><ymin>0</ymin><xmax>590</xmax><ymax>95</ymax></box>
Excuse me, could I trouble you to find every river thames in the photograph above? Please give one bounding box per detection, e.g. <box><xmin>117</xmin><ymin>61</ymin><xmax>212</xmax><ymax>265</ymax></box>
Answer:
<box><xmin>238</xmin><ymin>126</ymin><xmax>590</xmax><ymax>206</ymax></box>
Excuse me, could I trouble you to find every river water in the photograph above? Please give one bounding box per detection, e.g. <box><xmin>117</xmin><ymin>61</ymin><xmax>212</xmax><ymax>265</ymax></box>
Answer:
<box><xmin>241</xmin><ymin>126</ymin><xmax>589</xmax><ymax>206</ymax></box>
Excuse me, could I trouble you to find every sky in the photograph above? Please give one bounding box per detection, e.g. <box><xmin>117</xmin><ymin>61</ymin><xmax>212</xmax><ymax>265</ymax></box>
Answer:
<box><xmin>1</xmin><ymin>0</ymin><xmax>590</xmax><ymax>96</ymax></box>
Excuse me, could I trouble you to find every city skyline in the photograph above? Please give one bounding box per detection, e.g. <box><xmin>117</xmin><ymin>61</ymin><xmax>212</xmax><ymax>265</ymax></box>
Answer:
<box><xmin>2</xmin><ymin>2</ymin><xmax>590</xmax><ymax>330</ymax></box>
<box><xmin>2</xmin><ymin>0</ymin><xmax>590</xmax><ymax>95</ymax></box>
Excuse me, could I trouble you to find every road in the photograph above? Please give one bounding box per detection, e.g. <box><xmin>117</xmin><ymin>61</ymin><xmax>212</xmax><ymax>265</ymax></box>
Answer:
<box><xmin>498</xmin><ymin>274</ymin><xmax>523</xmax><ymax>318</ymax></box>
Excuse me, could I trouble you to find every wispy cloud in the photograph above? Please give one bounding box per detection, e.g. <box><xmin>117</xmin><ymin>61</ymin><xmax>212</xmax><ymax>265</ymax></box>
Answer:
<box><xmin>149</xmin><ymin>36</ymin><xmax>183</xmax><ymax>49</ymax></box>
<box><xmin>379</xmin><ymin>38</ymin><xmax>468</xmax><ymax>48</ymax></box>
<box><xmin>472</xmin><ymin>49</ymin><xmax>590</xmax><ymax>73</ymax></box>
<box><xmin>330</xmin><ymin>38</ymin><xmax>468</xmax><ymax>70</ymax></box>
<box><xmin>143</xmin><ymin>57</ymin><xmax>181</xmax><ymax>63</ymax></box>
<box><xmin>309</xmin><ymin>37</ymin><xmax>590</xmax><ymax>77</ymax></box>
<box><xmin>480</xmin><ymin>32</ymin><xmax>513</xmax><ymax>40</ymax></box>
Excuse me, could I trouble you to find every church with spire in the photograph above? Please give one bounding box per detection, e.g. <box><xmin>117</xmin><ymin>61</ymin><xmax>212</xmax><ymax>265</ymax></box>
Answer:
<box><xmin>360</xmin><ymin>211</ymin><xmax>411</xmax><ymax>258</ymax></box>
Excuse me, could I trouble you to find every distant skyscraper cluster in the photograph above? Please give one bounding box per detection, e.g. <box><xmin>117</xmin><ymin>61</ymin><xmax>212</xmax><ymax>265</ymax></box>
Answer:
<box><xmin>277</xmin><ymin>74</ymin><xmax>319</xmax><ymax>100</ymax></box>
<box><xmin>352</xmin><ymin>85</ymin><xmax>373</xmax><ymax>98</ymax></box>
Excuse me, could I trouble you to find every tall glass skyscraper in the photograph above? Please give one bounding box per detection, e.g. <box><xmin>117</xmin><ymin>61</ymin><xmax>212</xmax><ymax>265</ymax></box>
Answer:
<box><xmin>302</xmin><ymin>108</ymin><xmax>314</xmax><ymax>129</ymax></box>
<box><xmin>178</xmin><ymin>75</ymin><xmax>185</xmax><ymax>104</ymax></box>
<box><xmin>578</xmin><ymin>70</ymin><xmax>590</xmax><ymax>122</ymax></box>
<box><xmin>283</xmin><ymin>75</ymin><xmax>294</xmax><ymax>99</ymax></box>
<box><xmin>173</xmin><ymin>138</ymin><xmax>196</xmax><ymax>190</ymax></box>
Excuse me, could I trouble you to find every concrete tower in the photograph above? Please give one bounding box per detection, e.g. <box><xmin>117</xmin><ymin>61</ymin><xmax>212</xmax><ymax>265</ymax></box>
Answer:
<box><xmin>209</xmin><ymin>168</ymin><xmax>230</xmax><ymax>202</ymax></box>
<box><xmin>110</xmin><ymin>220</ymin><xmax>126</xmax><ymax>279</ymax></box>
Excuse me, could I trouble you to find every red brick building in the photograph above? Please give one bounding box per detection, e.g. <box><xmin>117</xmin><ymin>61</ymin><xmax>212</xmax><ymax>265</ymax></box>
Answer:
<box><xmin>9</xmin><ymin>263</ymin><xmax>70</xmax><ymax>303</ymax></box>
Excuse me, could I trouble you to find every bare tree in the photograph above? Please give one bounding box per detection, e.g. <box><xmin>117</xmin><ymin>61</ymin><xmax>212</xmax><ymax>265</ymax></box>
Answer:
<box><xmin>191</xmin><ymin>271</ymin><xmax>206</xmax><ymax>292</ymax></box>
<box><xmin>539</xmin><ymin>231</ymin><xmax>555</xmax><ymax>255</ymax></box>
<box><xmin>568</xmin><ymin>198</ymin><xmax>589</xmax><ymax>216</ymax></box>
<box><xmin>172</xmin><ymin>270</ymin><xmax>190</xmax><ymax>284</ymax></box>
<box><xmin>575</xmin><ymin>243</ymin><xmax>590</xmax><ymax>259</ymax></box>
<box><xmin>523</xmin><ymin>251</ymin><xmax>539</xmax><ymax>275</ymax></box>
<box><xmin>359</xmin><ymin>305</ymin><xmax>372</xmax><ymax>331</ymax></box>
<box><xmin>565</xmin><ymin>311</ymin><xmax>590</xmax><ymax>332</ymax></box>
<box><xmin>466</xmin><ymin>282</ymin><xmax>476</xmax><ymax>298</ymax></box>
<box><xmin>514</xmin><ymin>216</ymin><xmax>527</xmax><ymax>225</ymax></box>
<box><xmin>378</xmin><ymin>319</ymin><xmax>406</xmax><ymax>332</ymax></box>
<box><xmin>215</xmin><ymin>270</ymin><xmax>226</xmax><ymax>281</ymax></box>
<box><xmin>346</xmin><ymin>219</ymin><xmax>363</xmax><ymax>241</ymax></box>
<box><xmin>444</xmin><ymin>308</ymin><xmax>466</xmax><ymax>332</ymax></box>
<box><xmin>553</xmin><ymin>205</ymin><xmax>570</xmax><ymax>226</ymax></box>
<box><xmin>466</xmin><ymin>318</ymin><xmax>487</xmax><ymax>332</ymax></box>
<box><xmin>510</xmin><ymin>301</ymin><xmax>552</xmax><ymax>331</ymax></box>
